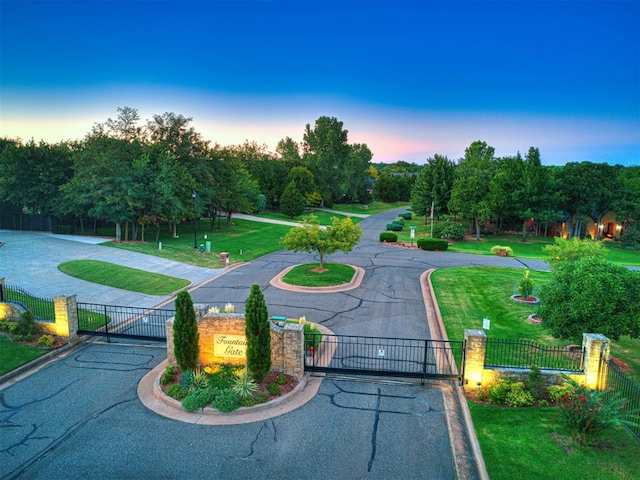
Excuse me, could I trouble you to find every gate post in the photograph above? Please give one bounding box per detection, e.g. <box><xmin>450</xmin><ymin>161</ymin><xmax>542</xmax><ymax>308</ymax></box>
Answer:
<box><xmin>53</xmin><ymin>295</ymin><xmax>78</xmax><ymax>339</ymax></box>
<box><xmin>463</xmin><ymin>329</ymin><xmax>487</xmax><ymax>393</ymax></box>
<box><xmin>582</xmin><ymin>333</ymin><xmax>610</xmax><ymax>390</ymax></box>
<box><xmin>283</xmin><ymin>323</ymin><xmax>304</xmax><ymax>379</ymax></box>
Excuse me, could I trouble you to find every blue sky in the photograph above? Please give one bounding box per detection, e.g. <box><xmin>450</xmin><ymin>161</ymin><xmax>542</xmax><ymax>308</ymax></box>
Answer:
<box><xmin>1</xmin><ymin>0</ymin><xmax>638</xmax><ymax>165</ymax></box>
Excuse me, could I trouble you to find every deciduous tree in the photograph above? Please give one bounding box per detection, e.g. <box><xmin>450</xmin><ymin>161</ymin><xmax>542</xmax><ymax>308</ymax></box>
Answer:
<box><xmin>538</xmin><ymin>257</ymin><xmax>640</xmax><ymax>341</ymax></box>
<box><xmin>448</xmin><ymin>141</ymin><xmax>498</xmax><ymax>240</ymax></box>
<box><xmin>281</xmin><ymin>214</ymin><xmax>362</xmax><ymax>270</ymax></box>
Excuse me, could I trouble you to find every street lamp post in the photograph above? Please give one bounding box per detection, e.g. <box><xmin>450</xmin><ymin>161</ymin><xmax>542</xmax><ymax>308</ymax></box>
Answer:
<box><xmin>192</xmin><ymin>191</ymin><xmax>197</xmax><ymax>249</ymax></box>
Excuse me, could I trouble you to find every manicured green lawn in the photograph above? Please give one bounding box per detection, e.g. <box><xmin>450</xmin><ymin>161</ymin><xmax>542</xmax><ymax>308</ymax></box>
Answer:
<box><xmin>392</xmin><ymin>215</ymin><xmax>640</xmax><ymax>267</ymax></box>
<box><xmin>281</xmin><ymin>263</ymin><xmax>356</xmax><ymax>287</ymax></box>
<box><xmin>469</xmin><ymin>402</ymin><xmax>640</xmax><ymax>480</ymax></box>
<box><xmin>432</xmin><ymin>266</ymin><xmax>556</xmax><ymax>343</ymax></box>
<box><xmin>332</xmin><ymin>201</ymin><xmax>410</xmax><ymax>215</ymax></box>
<box><xmin>58</xmin><ymin>260</ymin><xmax>190</xmax><ymax>295</ymax></box>
<box><xmin>431</xmin><ymin>266</ymin><xmax>640</xmax><ymax>382</ymax></box>
<box><xmin>253</xmin><ymin>210</ymin><xmax>361</xmax><ymax>225</ymax></box>
<box><xmin>446</xmin><ymin>236</ymin><xmax>640</xmax><ymax>266</ymax></box>
<box><xmin>0</xmin><ymin>336</ymin><xmax>47</xmax><ymax>376</ymax></box>
<box><xmin>107</xmin><ymin>218</ymin><xmax>291</xmax><ymax>266</ymax></box>
<box><xmin>432</xmin><ymin>266</ymin><xmax>640</xmax><ymax>478</ymax></box>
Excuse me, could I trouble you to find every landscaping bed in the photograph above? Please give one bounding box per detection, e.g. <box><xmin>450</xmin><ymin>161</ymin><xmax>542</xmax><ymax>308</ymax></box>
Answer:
<box><xmin>158</xmin><ymin>363</ymin><xmax>299</xmax><ymax>413</ymax></box>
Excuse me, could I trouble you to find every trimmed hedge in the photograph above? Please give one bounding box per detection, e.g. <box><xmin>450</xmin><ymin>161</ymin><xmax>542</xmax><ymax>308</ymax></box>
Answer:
<box><xmin>398</xmin><ymin>212</ymin><xmax>412</xmax><ymax>220</ymax></box>
<box><xmin>379</xmin><ymin>232</ymin><xmax>398</xmax><ymax>242</ymax></box>
<box><xmin>417</xmin><ymin>238</ymin><xmax>449</xmax><ymax>251</ymax></box>
<box><xmin>386</xmin><ymin>223</ymin><xmax>403</xmax><ymax>231</ymax></box>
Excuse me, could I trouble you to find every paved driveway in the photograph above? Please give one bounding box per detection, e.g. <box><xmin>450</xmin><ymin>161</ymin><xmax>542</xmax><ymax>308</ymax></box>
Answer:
<box><xmin>1</xmin><ymin>341</ymin><xmax>456</xmax><ymax>480</ymax></box>
<box><xmin>1</xmin><ymin>210</ymin><xmax>547</xmax><ymax>479</ymax></box>
<box><xmin>0</xmin><ymin>230</ymin><xmax>223</xmax><ymax>308</ymax></box>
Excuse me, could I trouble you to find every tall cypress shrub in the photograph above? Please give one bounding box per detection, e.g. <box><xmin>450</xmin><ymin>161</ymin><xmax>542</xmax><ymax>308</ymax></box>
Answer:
<box><xmin>245</xmin><ymin>283</ymin><xmax>271</xmax><ymax>382</ymax></box>
<box><xmin>174</xmin><ymin>291</ymin><xmax>199</xmax><ymax>371</ymax></box>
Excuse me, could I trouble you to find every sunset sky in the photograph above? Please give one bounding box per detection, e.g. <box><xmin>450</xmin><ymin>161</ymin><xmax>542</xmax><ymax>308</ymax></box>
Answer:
<box><xmin>1</xmin><ymin>0</ymin><xmax>638</xmax><ymax>165</ymax></box>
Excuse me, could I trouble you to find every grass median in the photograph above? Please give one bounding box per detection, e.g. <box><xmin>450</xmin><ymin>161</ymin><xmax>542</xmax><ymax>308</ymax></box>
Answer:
<box><xmin>58</xmin><ymin>260</ymin><xmax>190</xmax><ymax>295</ymax></box>
<box><xmin>281</xmin><ymin>263</ymin><xmax>356</xmax><ymax>287</ymax></box>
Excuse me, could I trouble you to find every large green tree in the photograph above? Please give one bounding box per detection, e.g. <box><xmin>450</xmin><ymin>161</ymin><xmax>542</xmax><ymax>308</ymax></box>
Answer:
<box><xmin>538</xmin><ymin>257</ymin><xmax>640</xmax><ymax>341</ymax></box>
<box><xmin>0</xmin><ymin>139</ymin><xmax>73</xmax><ymax>232</ymax></box>
<box><xmin>448</xmin><ymin>141</ymin><xmax>498</xmax><ymax>240</ymax></box>
<box><xmin>303</xmin><ymin>116</ymin><xmax>351</xmax><ymax>206</ymax></box>
<box><xmin>281</xmin><ymin>214</ymin><xmax>362</xmax><ymax>270</ymax></box>
<box><xmin>411</xmin><ymin>154</ymin><xmax>456</xmax><ymax>222</ymax></box>
<box><xmin>245</xmin><ymin>283</ymin><xmax>271</xmax><ymax>383</ymax></box>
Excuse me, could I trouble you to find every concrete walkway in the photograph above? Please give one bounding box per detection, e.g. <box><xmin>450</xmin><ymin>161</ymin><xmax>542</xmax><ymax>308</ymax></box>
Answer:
<box><xmin>0</xmin><ymin>230</ymin><xmax>224</xmax><ymax>308</ymax></box>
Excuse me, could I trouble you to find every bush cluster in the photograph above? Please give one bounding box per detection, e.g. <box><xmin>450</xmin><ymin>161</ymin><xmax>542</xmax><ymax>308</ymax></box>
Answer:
<box><xmin>478</xmin><ymin>377</ymin><xmax>535</xmax><ymax>407</ymax></box>
<box><xmin>416</xmin><ymin>238</ymin><xmax>449</xmax><ymax>251</ymax></box>
<box><xmin>163</xmin><ymin>363</ymin><xmax>289</xmax><ymax>413</ymax></box>
<box><xmin>432</xmin><ymin>217</ymin><xmax>466</xmax><ymax>240</ymax></box>
<box><xmin>553</xmin><ymin>375</ymin><xmax>639</xmax><ymax>445</ymax></box>
<box><xmin>398</xmin><ymin>212</ymin><xmax>412</xmax><ymax>220</ymax></box>
<box><xmin>379</xmin><ymin>232</ymin><xmax>398</xmax><ymax>243</ymax></box>
<box><xmin>490</xmin><ymin>245</ymin><xmax>514</xmax><ymax>256</ymax></box>
<box><xmin>477</xmin><ymin>368</ymin><xmax>546</xmax><ymax>407</ymax></box>
<box><xmin>37</xmin><ymin>334</ymin><xmax>54</xmax><ymax>347</ymax></box>
<box><xmin>386</xmin><ymin>222</ymin><xmax>403</xmax><ymax>232</ymax></box>
<box><xmin>0</xmin><ymin>311</ymin><xmax>42</xmax><ymax>342</ymax></box>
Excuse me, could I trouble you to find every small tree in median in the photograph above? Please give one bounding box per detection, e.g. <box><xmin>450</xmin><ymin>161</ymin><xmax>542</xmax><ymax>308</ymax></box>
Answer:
<box><xmin>245</xmin><ymin>283</ymin><xmax>271</xmax><ymax>383</ymax></box>
<box><xmin>174</xmin><ymin>291</ymin><xmax>199</xmax><ymax>371</ymax></box>
<box><xmin>281</xmin><ymin>214</ymin><xmax>362</xmax><ymax>271</ymax></box>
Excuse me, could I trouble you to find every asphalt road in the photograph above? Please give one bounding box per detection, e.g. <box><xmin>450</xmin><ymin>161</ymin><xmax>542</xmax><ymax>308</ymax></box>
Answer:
<box><xmin>1</xmin><ymin>209</ymin><xmax>548</xmax><ymax>479</ymax></box>
<box><xmin>1</xmin><ymin>341</ymin><xmax>456</xmax><ymax>480</ymax></box>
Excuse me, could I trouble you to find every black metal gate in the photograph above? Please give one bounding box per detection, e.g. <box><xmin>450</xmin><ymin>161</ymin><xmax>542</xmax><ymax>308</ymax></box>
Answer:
<box><xmin>76</xmin><ymin>303</ymin><xmax>174</xmax><ymax>341</ymax></box>
<box><xmin>304</xmin><ymin>334</ymin><xmax>465</xmax><ymax>382</ymax></box>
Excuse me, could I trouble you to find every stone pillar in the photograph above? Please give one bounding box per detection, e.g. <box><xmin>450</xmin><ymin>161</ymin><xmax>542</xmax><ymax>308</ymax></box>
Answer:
<box><xmin>0</xmin><ymin>278</ymin><xmax>5</xmax><ymax>301</ymax></box>
<box><xmin>463</xmin><ymin>329</ymin><xmax>487</xmax><ymax>393</ymax></box>
<box><xmin>166</xmin><ymin>317</ymin><xmax>176</xmax><ymax>365</ymax></box>
<box><xmin>283</xmin><ymin>323</ymin><xmax>304</xmax><ymax>379</ymax></box>
<box><xmin>582</xmin><ymin>333</ymin><xmax>610</xmax><ymax>390</ymax></box>
<box><xmin>53</xmin><ymin>295</ymin><xmax>78</xmax><ymax>339</ymax></box>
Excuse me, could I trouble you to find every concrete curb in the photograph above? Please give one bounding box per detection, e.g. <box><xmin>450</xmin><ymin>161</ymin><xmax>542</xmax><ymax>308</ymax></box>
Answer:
<box><xmin>269</xmin><ymin>264</ymin><xmax>365</xmax><ymax>293</ymax></box>
<box><xmin>421</xmin><ymin>269</ymin><xmax>490</xmax><ymax>480</ymax></box>
<box><xmin>138</xmin><ymin>359</ymin><xmax>324</xmax><ymax>425</ymax></box>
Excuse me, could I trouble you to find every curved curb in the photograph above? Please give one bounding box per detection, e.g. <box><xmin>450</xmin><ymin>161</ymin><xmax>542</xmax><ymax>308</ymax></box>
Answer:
<box><xmin>510</xmin><ymin>294</ymin><xmax>540</xmax><ymax>305</ymax></box>
<box><xmin>138</xmin><ymin>323</ymin><xmax>338</xmax><ymax>425</ymax></box>
<box><xmin>269</xmin><ymin>264</ymin><xmax>365</xmax><ymax>293</ymax></box>
<box><xmin>138</xmin><ymin>361</ymin><xmax>324</xmax><ymax>425</ymax></box>
<box><xmin>421</xmin><ymin>269</ymin><xmax>490</xmax><ymax>480</ymax></box>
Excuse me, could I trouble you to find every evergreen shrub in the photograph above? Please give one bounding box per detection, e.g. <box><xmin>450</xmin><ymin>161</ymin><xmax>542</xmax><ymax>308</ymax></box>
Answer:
<box><xmin>379</xmin><ymin>232</ymin><xmax>398</xmax><ymax>242</ymax></box>
<box><xmin>417</xmin><ymin>238</ymin><xmax>449</xmax><ymax>251</ymax></box>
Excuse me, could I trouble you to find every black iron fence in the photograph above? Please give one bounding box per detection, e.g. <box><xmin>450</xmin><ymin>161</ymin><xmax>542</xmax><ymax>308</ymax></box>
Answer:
<box><xmin>605</xmin><ymin>358</ymin><xmax>640</xmax><ymax>441</ymax></box>
<box><xmin>0</xmin><ymin>283</ymin><xmax>55</xmax><ymax>321</ymax></box>
<box><xmin>304</xmin><ymin>334</ymin><xmax>464</xmax><ymax>381</ymax></box>
<box><xmin>76</xmin><ymin>302</ymin><xmax>174</xmax><ymax>341</ymax></box>
<box><xmin>485</xmin><ymin>338</ymin><xmax>583</xmax><ymax>371</ymax></box>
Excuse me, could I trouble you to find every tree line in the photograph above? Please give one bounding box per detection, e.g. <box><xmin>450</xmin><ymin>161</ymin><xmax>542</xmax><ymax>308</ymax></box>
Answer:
<box><xmin>1</xmin><ymin>109</ymin><xmax>638</xmax><ymax>245</ymax></box>
<box><xmin>383</xmin><ymin>141</ymin><xmax>638</xmax><ymax>243</ymax></box>
<box><xmin>0</xmin><ymin>107</ymin><xmax>372</xmax><ymax>242</ymax></box>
